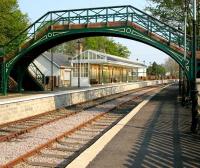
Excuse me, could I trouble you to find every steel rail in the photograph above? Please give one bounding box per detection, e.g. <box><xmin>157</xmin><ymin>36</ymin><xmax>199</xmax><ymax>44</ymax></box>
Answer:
<box><xmin>1</xmin><ymin>85</ymin><xmax>160</xmax><ymax>168</ymax></box>
<box><xmin>0</xmin><ymin>86</ymin><xmax>155</xmax><ymax>143</ymax></box>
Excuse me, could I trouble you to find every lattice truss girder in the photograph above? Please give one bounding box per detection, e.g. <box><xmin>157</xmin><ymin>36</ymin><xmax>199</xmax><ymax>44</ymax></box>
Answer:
<box><xmin>3</xmin><ymin>5</ymin><xmax>191</xmax><ymax>56</ymax></box>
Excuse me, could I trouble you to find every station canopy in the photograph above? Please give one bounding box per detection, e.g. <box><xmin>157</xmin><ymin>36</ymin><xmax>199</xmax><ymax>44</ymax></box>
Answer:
<box><xmin>71</xmin><ymin>50</ymin><xmax>146</xmax><ymax>68</ymax></box>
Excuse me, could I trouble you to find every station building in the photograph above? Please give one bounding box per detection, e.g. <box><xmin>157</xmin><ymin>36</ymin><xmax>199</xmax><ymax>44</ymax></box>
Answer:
<box><xmin>71</xmin><ymin>50</ymin><xmax>146</xmax><ymax>87</ymax></box>
<box><xmin>32</xmin><ymin>50</ymin><xmax>146</xmax><ymax>89</ymax></box>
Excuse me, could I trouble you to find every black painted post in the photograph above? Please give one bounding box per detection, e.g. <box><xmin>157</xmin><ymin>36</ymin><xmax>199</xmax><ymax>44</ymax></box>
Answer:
<box><xmin>101</xmin><ymin>64</ymin><xmax>104</xmax><ymax>84</ymax></box>
<box><xmin>179</xmin><ymin>66</ymin><xmax>182</xmax><ymax>96</ymax></box>
<box><xmin>182</xmin><ymin>74</ymin><xmax>186</xmax><ymax>106</ymax></box>
<box><xmin>51</xmin><ymin>49</ymin><xmax>54</xmax><ymax>91</ymax></box>
<box><xmin>191</xmin><ymin>0</ymin><xmax>199</xmax><ymax>133</ymax></box>
<box><xmin>77</xmin><ymin>40</ymin><xmax>81</xmax><ymax>88</ymax></box>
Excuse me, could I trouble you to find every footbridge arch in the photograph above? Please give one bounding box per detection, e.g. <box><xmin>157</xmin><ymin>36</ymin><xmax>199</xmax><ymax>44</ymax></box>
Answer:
<box><xmin>0</xmin><ymin>5</ymin><xmax>192</xmax><ymax>94</ymax></box>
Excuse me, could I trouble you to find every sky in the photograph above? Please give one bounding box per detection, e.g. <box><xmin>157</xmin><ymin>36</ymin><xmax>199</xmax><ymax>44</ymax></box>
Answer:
<box><xmin>18</xmin><ymin>0</ymin><xmax>169</xmax><ymax>65</ymax></box>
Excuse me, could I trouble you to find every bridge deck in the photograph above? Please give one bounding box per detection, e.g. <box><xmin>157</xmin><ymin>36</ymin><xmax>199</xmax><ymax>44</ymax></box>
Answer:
<box><xmin>75</xmin><ymin>85</ymin><xmax>200</xmax><ymax>168</ymax></box>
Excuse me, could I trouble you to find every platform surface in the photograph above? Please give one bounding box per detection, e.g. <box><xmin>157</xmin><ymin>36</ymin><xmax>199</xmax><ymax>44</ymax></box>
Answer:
<box><xmin>87</xmin><ymin>85</ymin><xmax>200</xmax><ymax>168</ymax></box>
<box><xmin>0</xmin><ymin>82</ymin><xmax>138</xmax><ymax>103</ymax></box>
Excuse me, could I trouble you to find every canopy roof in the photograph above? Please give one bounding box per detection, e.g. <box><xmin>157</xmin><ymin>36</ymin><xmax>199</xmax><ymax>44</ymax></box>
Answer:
<box><xmin>71</xmin><ymin>50</ymin><xmax>146</xmax><ymax>68</ymax></box>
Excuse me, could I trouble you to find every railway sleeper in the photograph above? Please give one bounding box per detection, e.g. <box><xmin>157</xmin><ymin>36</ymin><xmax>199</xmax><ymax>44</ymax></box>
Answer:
<box><xmin>27</xmin><ymin>160</ymin><xmax>60</xmax><ymax>168</ymax></box>
<box><xmin>57</xmin><ymin>140</ymin><xmax>84</xmax><ymax>146</ymax></box>
<box><xmin>74</xmin><ymin>131</ymin><xmax>96</xmax><ymax>136</ymax></box>
<box><xmin>51</xmin><ymin>146</ymin><xmax>80</xmax><ymax>152</ymax></box>
<box><xmin>67</xmin><ymin>135</ymin><xmax>93</xmax><ymax>141</ymax></box>
<box><xmin>40</xmin><ymin>153</ymin><xmax>69</xmax><ymax>159</ymax></box>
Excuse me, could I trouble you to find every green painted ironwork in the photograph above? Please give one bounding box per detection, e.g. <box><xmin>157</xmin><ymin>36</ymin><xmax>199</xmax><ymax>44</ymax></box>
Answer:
<box><xmin>28</xmin><ymin>62</ymin><xmax>45</xmax><ymax>89</ymax></box>
<box><xmin>0</xmin><ymin>60</ymin><xmax>3</xmax><ymax>94</ymax></box>
<box><xmin>0</xmin><ymin>5</ymin><xmax>194</xmax><ymax>94</ymax></box>
<box><xmin>2</xmin><ymin>5</ymin><xmax>192</xmax><ymax>54</ymax></box>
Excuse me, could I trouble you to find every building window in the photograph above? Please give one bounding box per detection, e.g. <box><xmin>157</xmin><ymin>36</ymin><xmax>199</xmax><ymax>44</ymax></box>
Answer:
<box><xmin>73</xmin><ymin>63</ymin><xmax>78</xmax><ymax>77</ymax></box>
<box><xmin>73</xmin><ymin>63</ymin><xmax>88</xmax><ymax>77</ymax></box>
<box><xmin>81</xmin><ymin>63</ymin><xmax>88</xmax><ymax>77</ymax></box>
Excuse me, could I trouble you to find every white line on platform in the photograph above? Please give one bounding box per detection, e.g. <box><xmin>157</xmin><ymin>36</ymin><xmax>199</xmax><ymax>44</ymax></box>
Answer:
<box><xmin>66</xmin><ymin>85</ymin><xmax>169</xmax><ymax>168</ymax></box>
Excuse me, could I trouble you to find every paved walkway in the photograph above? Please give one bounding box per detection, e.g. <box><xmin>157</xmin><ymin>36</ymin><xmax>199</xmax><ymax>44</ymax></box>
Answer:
<box><xmin>87</xmin><ymin>85</ymin><xmax>200</xmax><ymax>168</ymax></box>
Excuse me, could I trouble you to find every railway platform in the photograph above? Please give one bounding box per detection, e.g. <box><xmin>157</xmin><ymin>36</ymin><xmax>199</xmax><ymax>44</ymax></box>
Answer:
<box><xmin>0</xmin><ymin>80</ymin><xmax>172</xmax><ymax>125</ymax></box>
<box><xmin>69</xmin><ymin>85</ymin><xmax>200</xmax><ymax>168</ymax></box>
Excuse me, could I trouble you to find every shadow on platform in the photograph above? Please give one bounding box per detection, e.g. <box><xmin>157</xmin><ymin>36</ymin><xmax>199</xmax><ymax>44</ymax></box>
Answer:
<box><xmin>123</xmin><ymin>86</ymin><xmax>200</xmax><ymax>168</ymax></box>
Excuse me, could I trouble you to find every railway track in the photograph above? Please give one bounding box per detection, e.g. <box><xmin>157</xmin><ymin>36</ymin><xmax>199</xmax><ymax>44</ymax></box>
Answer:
<box><xmin>0</xmin><ymin>85</ymin><xmax>163</xmax><ymax>167</ymax></box>
<box><xmin>0</xmin><ymin>86</ymin><xmax>154</xmax><ymax>143</ymax></box>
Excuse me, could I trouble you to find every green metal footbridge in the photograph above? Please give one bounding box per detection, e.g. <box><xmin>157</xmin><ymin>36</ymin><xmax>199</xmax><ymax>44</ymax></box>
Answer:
<box><xmin>0</xmin><ymin>5</ymin><xmax>196</xmax><ymax>95</ymax></box>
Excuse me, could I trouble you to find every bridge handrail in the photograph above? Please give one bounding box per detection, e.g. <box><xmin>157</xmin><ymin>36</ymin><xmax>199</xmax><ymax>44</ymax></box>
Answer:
<box><xmin>29</xmin><ymin>62</ymin><xmax>45</xmax><ymax>85</ymax></box>
<box><xmin>1</xmin><ymin>5</ymin><xmax>192</xmax><ymax>58</ymax></box>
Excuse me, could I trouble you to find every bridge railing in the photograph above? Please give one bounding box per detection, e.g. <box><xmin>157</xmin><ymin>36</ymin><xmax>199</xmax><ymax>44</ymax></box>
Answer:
<box><xmin>28</xmin><ymin>62</ymin><xmax>45</xmax><ymax>87</ymax></box>
<box><xmin>2</xmin><ymin>5</ymin><xmax>191</xmax><ymax>59</ymax></box>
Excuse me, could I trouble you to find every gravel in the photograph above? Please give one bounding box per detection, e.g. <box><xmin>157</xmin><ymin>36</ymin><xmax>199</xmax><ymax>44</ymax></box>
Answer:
<box><xmin>27</xmin><ymin>155</ymin><xmax>63</xmax><ymax>164</ymax></box>
<box><xmin>0</xmin><ymin>88</ymin><xmax>154</xmax><ymax>165</ymax></box>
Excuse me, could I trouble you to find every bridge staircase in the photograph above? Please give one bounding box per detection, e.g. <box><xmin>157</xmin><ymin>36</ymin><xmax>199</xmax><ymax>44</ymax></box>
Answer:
<box><xmin>8</xmin><ymin>77</ymin><xmax>18</xmax><ymax>91</ymax></box>
<box><xmin>9</xmin><ymin>62</ymin><xmax>45</xmax><ymax>92</ymax></box>
<box><xmin>26</xmin><ymin>62</ymin><xmax>45</xmax><ymax>91</ymax></box>
<box><xmin>0</xmin><ymin>60</ymin><xmax>45</xmax><ymax>93</ymax></box>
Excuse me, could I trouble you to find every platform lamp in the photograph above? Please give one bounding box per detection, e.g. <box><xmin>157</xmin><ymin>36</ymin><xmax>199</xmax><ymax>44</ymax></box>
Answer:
<box><xmin>77</xmin><ymin>39</ymin><xmax>82</xmax><ymax>88</ymax></box>
<box><xmin>148</xmin><ymin>62</ymin><xmax>152</xmax><ymax>80</ymax></box>
<box><xmin>191</xmin><ymin>0</ymin><xmax>199</xmax><ymax>133</ymax></box>
<box><xmin>143</xmin><ymin>60</ymin><xmax>145</xmax><ymax>80</ymax></box>
<box><xmin>50</xmin><ymin>48</ymin><xmax>54</xmax><ymax>91</ymax></box>
<box><xmin>135</xmin><ymin>58</ymin><xmax>139</xmax><ymax>80</ymax></box>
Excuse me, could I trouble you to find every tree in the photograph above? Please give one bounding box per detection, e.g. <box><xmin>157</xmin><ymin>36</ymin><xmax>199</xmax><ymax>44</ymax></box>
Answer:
<box><xmin>84</xmin><ymin>37</ymin><xmax>131</xmax><ymax>58</ymax></box>
<box><xmin>147</xmin><ymin>61</ymin><xmax>166</xmax><ymax>78</ymax></box>
<box><xmin>0</xmin><ymin>0</ymin><xmax>29</xmax><ymax>45</ymax></box>
<box><xmin>163</xmin><ymin>57</ymin><xmax>179</xmax><ymax>77</ymax></box>
<box><xmin>53</xmin><ymin>37</ymin><xmax>131</xmax><ymax>58</ymax></box>
<box><xmin>145</xmin><ymin>0</ymin><xmax>194</xmax><ymax>35</ymax></box>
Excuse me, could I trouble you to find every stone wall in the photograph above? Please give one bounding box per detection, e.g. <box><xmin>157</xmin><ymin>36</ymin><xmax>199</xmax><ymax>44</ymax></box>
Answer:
<box><xmin>0</xmin><ymin>80</ymin><xmax>174</xmax><ymax>125</ymax></box>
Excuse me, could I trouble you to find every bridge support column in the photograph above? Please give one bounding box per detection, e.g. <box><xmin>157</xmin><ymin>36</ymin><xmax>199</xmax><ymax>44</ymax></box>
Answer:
<box><xmin>191</xmin><ymin>4</ymin><xmax>199</xmax><ymax>133</ymax></box>
<box><xmin>16</xmin><ymin>66</ymin><xmax>25</xmax><ymax>93</ymax></box>
<box><xmin>186</xmin><ymin>79</ymin><xmax>191</xmax><ymax>98</ymax></box>
<box><xmin>182</xmin><ymin>73</ymin><xmax>186</xmax><ymax>106</ymax></box>
<box><xmin>179</xmin><ymin>66</ymin><xmax>182</xmax><ymax>96</ymax></box>
<box><xmin>1</xmin><ymin>60</ymin><xmax>7</xmax><ymax>95</ymax></box>
<box><xmin>0</xmin><ymin>47</ymin><xmax>7</xmax><ymax>95</ymax></box>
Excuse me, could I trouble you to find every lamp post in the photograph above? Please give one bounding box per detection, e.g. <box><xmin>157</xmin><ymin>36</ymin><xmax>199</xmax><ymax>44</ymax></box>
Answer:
<box><xmin>179</xmin><ymin>65</ymin><xmax>183</xmax><ymax>96</ymax></box>
<box><xmin>51</xmin><ymin>49</ymin><xmax>54</xmax><ymax>91</ymax></box>
<box><xmin>136</xmin><ymin>58</ymin><xmax>139</xmax><ymax>79</ymax></box>
<box><xmin>143</xmin><ymin>60</ymin><xmax>145</xmax><ymax>79</ymax></box>
<box><xmin>77</xmin><ymin>40</ymin><xmax>82</xmax><ymax>88</ymax></box>
<box><xmin>191</xmin><ymin>0</ymin><xmax>199</xmax><ymax>133</ymax></box>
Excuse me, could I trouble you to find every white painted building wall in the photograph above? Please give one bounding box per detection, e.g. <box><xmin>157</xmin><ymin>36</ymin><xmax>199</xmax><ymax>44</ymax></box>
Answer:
<box><xmin>71</xmin><ymin>77</ymin><xmax>90</xmax><ymax>87</ymax></box>
<box><xmin>33</xmin><ymin>56</ymin><xmax>60</xmax><ymax>76</ymax></box>
<box><xmin>137</xmin><ymin>67</ymin><xmax>147</xmax><ymax>77</ymax></box>
<box><xmin>31</xmin><ymin>55</ymin><xmax>72</xmax><ymax>87</ymax></box>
